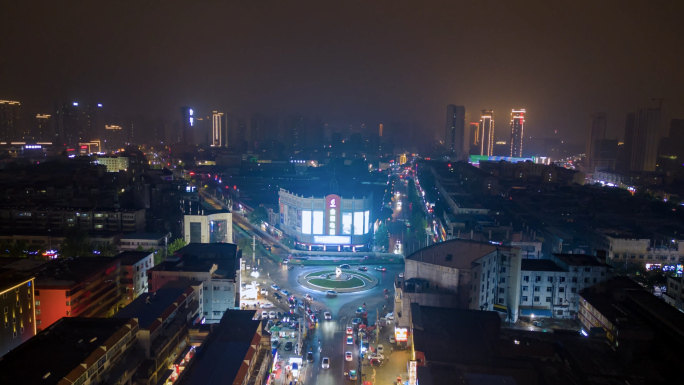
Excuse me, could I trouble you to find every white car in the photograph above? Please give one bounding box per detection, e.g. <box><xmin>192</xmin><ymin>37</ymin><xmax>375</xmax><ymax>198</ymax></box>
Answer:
<box><xmin>269</xmin><ymin>311</ymin><xmax>277</xmax><ymax>319</ymax></box>
<box><xmin>261</xmin><ymin>311</ymin><xmax>269</xmax><ymax>319</ymax></box>
<box><xmin>389</xmin><ymin>335</ymin><xmax>396</xmax><ymax>344</ymax></box>
<box><xmin>324</xmin><ymin>311</ymin><xmax>332</xmax><ymax>320</ymax></box>
<box><xmin>321</xmin><ymin>357</ymin><xmax>330</xmax><ymax>369</ymax></box>
<box><xmin>345</xmin><ymin>351</ymin><xmax>353</xmax><ymax>361</ymax></box>
<box><xmin>260</xmin><ymin>303</ymin><xmax>274</xmax><ymax>308</ymax></box>
<box><xmin>376</xmin><ymin>344</ymin><xmax>384</xmax><ymax>355</ymax></box>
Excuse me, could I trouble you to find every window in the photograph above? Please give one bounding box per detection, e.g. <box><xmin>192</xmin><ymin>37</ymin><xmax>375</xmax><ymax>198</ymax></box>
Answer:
<box><xmin>499</xmin><ymin>288</ymin><xmax>505</xmax><ymax>293</ymax></box>
<box><xmin>556</xmin><ymin>310</ymin><xmax>563</xmax><ymax>316</ymax></box>
<box><xmin>559</xmin><ymin>277</ymin><xmax>566</xmax><ymax>283</ymax></box>
<box><xmin>523</xmin><ymin>276</ymin><xmax>530</xmax><ymax>282</ymax></box>
<box><xmin>500</xmin><ymin>277</ymin><xmax>505</xmax><ymax>284</ymax></box>
<box><xmin>547</xmin><ymin>276</ymin><xmax>554</xmax><ymax>282</ymax></box>
<box><xmin>535</xmin><ymin>276</ymin><xmax>541</xmax><ymax>282</ymax></box>
<box><xmin>522</xmin><ymin>296</ymin><xmax>528</xmax><ymax>301</ymax></box>
<box><xmin>66</xmin><ymin>301</ymin><xmax>70</xmax><ymax>306</ymax></box>
<box><xmin>546</xmin><ymin>287</ymin><xmax>553</xmax><ymax>292</ymax></box>
<box><xmin>35</xmin><ymin>300</ymin><xmax>40</xmax><ymax>306</ymax></box>
<box><xmin>3</xmin><ymin>307</ymin><xmax>6</xmax><ymax>314</ymax></box>
<box><xmin>546</xmin><ymin>297</ymin><xmax>552</xmax><ymax>303</ymax></box>
<box><xmin>498</xmin><ymin>298</ymin><xmax>504</xmax><ymax>304</ymax></box>
<box><xmin>522</xmin><ymin>286</ymin><xmax>529</xmax><ymax>292</ymax></box>
<box><xmin>500</xmin><ymin>267</ymin><xmax>506</xmax><ymax>273</ymax></box>
<box><xmin>533</xmin><ymin>296</ymin><xmax>540</xmax><ymax>302</ymax></box>
<box><xmin>571</xmin><ymin>277</ymin><xmax>577</xmax><ymax>283</ymax></box>
<box><xmin>571</xmin><ymin>288</ymin><xmax>577</xmax><ymax>293</ymax></box>
<box><xmin>559</xmin><ymin>287</ymin><xmax>565</xmax><ymax>293</ymax></box>
<box><xmin>534</xmin><ymin>286</ymin><xmax>540</xmax><ymax>292</ymax></box>
<box><xmin>36</xmin><ymin>309</ymin><xmax>41</xmax><ymax>315</ymax></box>
<box><xmin>584</xmin><ymin>278</ymin><xmax>590</xmax><ymax>283</ymax></box>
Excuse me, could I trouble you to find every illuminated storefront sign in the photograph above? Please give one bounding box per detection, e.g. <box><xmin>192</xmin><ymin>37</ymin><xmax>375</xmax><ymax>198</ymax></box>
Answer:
<box><xmin>313</xmin><ymin>236</ymin><xmax>351</xmax><ymax>244</ymax></box>
<box><xmin>395</xmin><ymin>327</ymin><xmax>408</xmax><ymax>342</ymax></box>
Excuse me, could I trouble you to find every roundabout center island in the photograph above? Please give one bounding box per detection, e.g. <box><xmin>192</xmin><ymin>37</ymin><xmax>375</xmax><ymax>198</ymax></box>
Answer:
<box><xmin>297</xmin><ymin>268</ymin><xmax>380</xmax><ymax>293</ymax></box>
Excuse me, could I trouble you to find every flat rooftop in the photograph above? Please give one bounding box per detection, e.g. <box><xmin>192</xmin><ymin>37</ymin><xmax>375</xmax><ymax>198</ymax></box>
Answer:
<box><xmin>177</xmin><ymin>310</ymin><xmax>260</xmax><ymax>385</ymax></box>
<box><xmin>407</xmin><ymin>239</ymin><xmax>509</xmax><ymax>269</ymax></box>
<box><xmin>120</xmin><ymin>232</ymin><xmax>169</xmax><ymax>240</ymax></box>
<box><xmin>27</xmin><ymin>257</ymin><xmax>119</xmax><ymax>287</ymax></box>
<box><xmin>116</xmin><ymin>251</ymin><xmax>152</xmax><ymax>266</ymax></box>
<box><xmin>552</xmin><ymin>253</ymin><xmax>608</xmax><ymax>267</ymax></box>
<box><xmin>115</xmin><ymin>285</ymin><xmax>193</xmax><ymax>329</ymax></box>
<box><xmin>521</xmin><ymin>259</ymin><xmax>564</xmax><ymax>272</ymax></box>
<box><xmin>0</xmin><ymin>317</ymin><xmax>134</xmax><ymax>385</ymax></box>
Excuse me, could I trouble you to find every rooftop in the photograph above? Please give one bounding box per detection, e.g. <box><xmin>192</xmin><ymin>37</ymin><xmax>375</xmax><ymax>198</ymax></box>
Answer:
<box><xmin>407</xmin><ymin>239</ymin><xmax>510</xmax><ymax>270</ymax></box>
<box><xmin>412</xmin><ymin>304</ymin><xmax>501</xmax><ymax>365</ymax></box>
<box><xmin>520</xmin><ymin>259</ymin><xmax>564</xmax><ymax>272</ymax></box>
<box><xmin>120</xmin><ymin>232</ymin><xmax>170</xmax><ymax>240</ymax></box>
<box><xmin>115</xmin><ymin>284</ymin><xmax>194</xmax><ymax>330</ymax></box>
<box><xmin>552</xmin><ymin>253</ymin><xmax>608</xmax><ymax>267</ymax></box>
<box><xmin>15</xmin><ymin>257</ymin><xmax>120</xmax><ymax>287</ymax></box>
<box><xmin>116</xmin><ymin>251</ymin><xmax>153</xmax><ymax>266</ymax></box>
<box><xmin>0</xmin><ymin>317</ymin><xmax>135</xmax><ymax>385</ymax></box>
<box><xmin>177</xmin><ymin>310</ymin><xmax>260</xmax><ymax>385</ymax></box>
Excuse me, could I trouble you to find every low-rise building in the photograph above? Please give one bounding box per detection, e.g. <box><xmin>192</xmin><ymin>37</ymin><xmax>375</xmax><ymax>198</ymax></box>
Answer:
<box><xmin>0</xmin><ymin>317</ymin><xmax>139</xmax><ymax>385</ymax></box>
<box><xmin>119</xmin><ymin>232</ymin><xmax>170</xmax><ymax>251</ymax></box>
<box><xmin>176</xmin><ymin>310</ymin><xmax>271</xmax><ymax>385</ymax></box>
<box><xmin>147</xmin><ymin>243</ymin><xmax>239</xmax><ymax>323</ymax></box>
<box><xmin>0</xmin><ymin>276</ymin><xmax>35</xmax><ymax>358</ymax></box>
<box><xmin>117</xmin><ymin>251</ymin><xmax>154</xmax><ymax>305</ymax></box>
<box><xmin>663</xmin><ymin>275</ymin><xmax>684</xmax><ymax>311</ymax></box>
<box><xmin>0</xmin><ymin>206</ymin><xmax>146</xmax><ymax>233</ymax></box>
<box><xmin>183</xmin><ymin>212</ymin><xmax>233</xmax><ymax>244</ymax></box>
<box><xmin>95</xmin><ymin>156</ymin><xmax>130</xmax><ymax>172</ymax></box>
<box><xmin>603</xmin><ymin>232</ymin><xmax>683</xmax><ymax>267</ymax></box>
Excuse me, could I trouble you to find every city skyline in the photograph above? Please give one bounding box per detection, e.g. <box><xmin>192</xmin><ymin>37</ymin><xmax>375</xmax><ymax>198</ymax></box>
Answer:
<box><xmin>1</xmin><ymin>1</ymin><xmax>683</xmax><ymax>145</ymax></box>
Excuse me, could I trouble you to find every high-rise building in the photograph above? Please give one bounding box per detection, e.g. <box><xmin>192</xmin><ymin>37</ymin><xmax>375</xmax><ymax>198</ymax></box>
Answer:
<box><xmin>624</xmin><ymin>108</ymin><xmax>660</xmax><ymax>172</ymax></box>
<box><xmin>509</xmin><ymin>109</ymin><xmax>525</xmax><ymax>157</ymax></box>
<box><xmin>53</xmin><ymin>102</ymin><xmax>103</xmax><ymax>147</ymax></box>
<box><xmin>180</xmin><ymin>107</ymin><xmax>194</xmax><ymax>145</ymax></box>
<box><xmin>0</xmin><ymin>100</ymin><xmax>21</xmax><ymax>141</ymax></box>
<box><xmin>586</xmin><ymin>112</ymin><xmax>607</xmax><ymax>171</ymax></box>
<box><xmin>468</xmin><ymin>122</ymin><xmax>480</xmax><ymax>155</ymax></box>
<box><xmin>445</xmin><ymin>105</ymin><xmax>466</xmax><ymax>159</ymax></box>
<box><xmin>212</xmin><ymin>111</ymin><xmax>224</xmax><ymax>147</ymax></box>
<box><xmin>34</xmin><ymin>114</ymin><xmax>52</xmax><ymax>142</ymax></box>
<box><xmin>480</xmin><ymin>110</ymin><xmax>495</xmax><ymax>156</ymax></box>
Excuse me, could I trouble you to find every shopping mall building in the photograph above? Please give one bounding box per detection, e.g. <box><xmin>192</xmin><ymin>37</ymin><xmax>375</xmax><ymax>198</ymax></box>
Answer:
<box><xmin>278</xmin><ymin>188</ymin><xmax>373</xmax><ymax>252</ymax></box>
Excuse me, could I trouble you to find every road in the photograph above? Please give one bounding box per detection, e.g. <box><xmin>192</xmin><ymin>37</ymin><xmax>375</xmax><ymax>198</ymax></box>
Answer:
<box><xmin>255</xmin><ymin>258</ymin><xmax>403</xmax><ymax>385</ymax></box>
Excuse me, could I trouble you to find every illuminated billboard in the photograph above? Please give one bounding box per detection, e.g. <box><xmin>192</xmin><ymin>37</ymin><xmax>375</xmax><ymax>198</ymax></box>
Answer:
<box><xmin>395</xmin><ymin>327</ymin><xmax>408</xmax><ymax>342</ymax></box>
<box><xmin>313</xmin><ymin>236</ymin><xmax>351</xmax><ymax>244</ymax></box>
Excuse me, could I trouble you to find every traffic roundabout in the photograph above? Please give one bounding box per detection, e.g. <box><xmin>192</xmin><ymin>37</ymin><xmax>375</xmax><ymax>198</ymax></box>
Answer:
<box><xmin>296</xmin><ymin>267</ymin><xmax>380</xmax><ymax>293</ymax></box>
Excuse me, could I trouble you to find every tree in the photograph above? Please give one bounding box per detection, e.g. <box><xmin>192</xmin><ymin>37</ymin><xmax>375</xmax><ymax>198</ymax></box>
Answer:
<box><xmin>248</xmin><ymin>206</ymin><xmax>269</xmax><ymax>225</ymax></box>
<box><xmin>281</xmin><ymin>237</ymin><xmax>295</xmax><ymax>250</ymax></box>
<box><xmin>378</xmin><ymin>206</ymin><xmax>394</xmax><ymax>223</ymax></box>
<box><xmin>374</xmin><ymin>223</ymin><xmax>390</xmax><ymax>251</ymax></box>
<box><xmin>60</xmin><ymin>228</ymin><xmax>92</xmax><ymax>258</ymax></box>
<box><xmin>167</xmin><ymin>238</ymin><xmax>187</xmax><ymax>256</ymax></box>
<box><xmin>96</xmin><ymin>242</ymin><xmax>118</xmax><ymax>257</ymax></box>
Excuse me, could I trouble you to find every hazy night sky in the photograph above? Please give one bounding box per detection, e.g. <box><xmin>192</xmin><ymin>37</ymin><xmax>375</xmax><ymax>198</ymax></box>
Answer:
<box><xmin>1</xmin><ymin>0</ymin><xmax>683</xmax><ymax>144</ymax></box>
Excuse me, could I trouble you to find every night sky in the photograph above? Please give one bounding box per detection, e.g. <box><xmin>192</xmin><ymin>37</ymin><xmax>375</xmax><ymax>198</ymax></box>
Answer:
<box><xmin>2</xmin><ymin>0</ymin><xmax>683</xmax><ymax>143</ymax></box>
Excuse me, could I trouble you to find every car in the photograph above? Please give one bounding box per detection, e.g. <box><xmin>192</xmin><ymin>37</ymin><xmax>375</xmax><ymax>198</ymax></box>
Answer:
<box><xmin>339</xmin><ymin>264</ymin><xmax>351</xmax><ymax>269</ymax></box>
<box><xmin>260</xmin><ymin>303</ymin><xmax>274</xmax><ymax>308</ymax></box>
<box><xmin>326</xmin><ymin>290</ymin><xmax>337</xmax><ymax>297</ymax></box>
<box><xmin>281</xmin><ymin>290</ymin><xmax>290</xmax><ymax>296</ymax></box>
<box><xmin>282</xmin><ymin>259</ymin><xmax>289</xmax><ymax>264</ymax></box>
<box><xmin>321</xmin><ymin>357</ymin><xmax>330</xmax><ymax>369</ymax></box>
<box><xmin>386</xmin><ymin>313</ymin><xmax>394</xmax><ymax>321</ymax></box>
<box><xmin>345</xmin><ymin>351</ymin><xmax>353</xmax><ymax>361</ymax></box>
<box><xmin>389</xmin><ymin>334</ymin><xmax>396</xmax><ymax>343</ymax></box>
<box><xmin>304</xmin><ymin>294</ymin><xmax>313</xmax><ymax>301</ymax></box>
<box><xmin>351</xmin><ymin>318</ymin><xmax>361</xmax><ymax>325</ymax></box>
<box><xmin>289</xmin><ymin>303</ymin><xmax>295</xmax><ymax>308</ymax></box>
<box><xmin>375</xmin><ymin>266</ymin><xmax>386</xmax><ymax>272</ymax></box>
<box><xmin>348</xmin><ymin>370</ymin><xmax>357</xmax><ymax>380</ymax></box>
<box><xmin>355</xmin><ymin>307</ymin><xmax>363</xmax><ymax>315</ymax></box>
<box><xmin>306</xmin><ymin>351</ymin><xmax>314</xmax><ymax>362</ymax></box>
<box><xmin>273</xmin><ymin>293</ymin><xmax>282</xmax><ymax>300</ymax></box>
<box><xmin>269</xmin><ymin>311</ymin><xmax>277</xmax><ymax>319</ymax></box>
<box><xmin>346</xmin><ymin>327</ymin><xmax>353</xmax><ymax>335</ymax></box>
<box><xmin>324</xmin><ymin>311</ymin><xmax>332</xmax><ymax>320</ymax></box>
<box><xmin>357</xmin><ymin>266</ymin><xmax>368</xmax><ymax>271</ymax></box>
<box><xmin>346</xmin><ymin>336</ymin><xmax>354</xmax><ymax>345</ymax></box>
<box><xmin>261</xmin><ymin>311</ymin><xmax>268</xmax><ymax>319</ymax></box>
<box><xmin>376</xmin><ymin>344</ymin><xmax>384</xmax><ymax>355</ymax></box>
<box><xmin>271</xmin><ymin>284</ymin><xmax>280</xmax><ymax>291</ymax></box>
<box><xmin>284</xmin><ymin>341</ymin><xmax>293</xmax><ymax>351</ymax></box>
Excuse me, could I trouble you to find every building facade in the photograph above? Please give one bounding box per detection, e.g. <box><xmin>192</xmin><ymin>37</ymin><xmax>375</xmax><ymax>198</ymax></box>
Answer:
<box><xmin>509</xmin><ymin>109</ymin><xmax>525</xmax><ymax>157</ymax></box>
<box><xmin>0</xmin><ymin>100</ymin><xmax>21</xmax><ymax>141</ymax></box>
<box><xmin>445</xmin><ymin>105</ymin><xmax>465</xmax><ymax>159</ymax></box>
<box><xmin>0</xmin><ymin>207</ymin><xmax>145</xmax><ymax>233</ymax></box>
<box><xmin>183</xmin><ymin>212</ymin><xmax>233</xmax><ymax>244</ymax></box>
<box><xmin>118</xmin><ymin>251</ymin><xmax>155</xmax><ymax>305</ymax></box>
<box><xmin>95</xmin><ymin>156</ymin><xmax>130</xmax><ymax>172</ymax></box>
<box><xmin>279</xmin><ymin>188</ymin><xmax>373</xmax><ymax>252</ymax></box>
<box><xmin>0</xmin><ymin>277</ymin><xmax>35</xmax><ymax>358</ymax></box>
<box><xmin>480</xmin><ymin>110</ymin><xmax>495</xmax><ymax>156</ymax></box>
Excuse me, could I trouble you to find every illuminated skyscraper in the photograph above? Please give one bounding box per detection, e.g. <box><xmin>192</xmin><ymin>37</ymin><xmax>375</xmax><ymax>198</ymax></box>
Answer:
<box><xmin>212</xmin><ymin>111</ymin><xmax>224</xmax><ymax>147</ymax></box>
<box><xmin>509</xmin><ymin>109</ymin><xmax>525</xmax><ymax>157</ymax></box>
<box><xmin>34</xmin><ymin>114</ymin><xmax>52</xmax><ymax>141</ymax></box>
<box><xmin>480</xmin><ymin>110</ymin><xmax>495</xmax><ymax>156</ymax></box>
<box><xmin>180</xmin><ymin>107</ymin><xmax>194</xmax><ymax>145</ymax></box>
<box><xmin>0</xmin><ymin>100</ymin><xmax>21</xmax><ymax>141</ymax></box>
<box><xmin>445</xmin><ymin>105</ymin><xmax>466</xmax><ymax>159</ymax></box>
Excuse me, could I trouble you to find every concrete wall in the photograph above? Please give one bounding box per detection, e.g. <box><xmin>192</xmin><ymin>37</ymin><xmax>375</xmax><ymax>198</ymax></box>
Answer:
<box><xmin>405</xmin><ymin>259</ymin><xmax>461</xmax><ymax>292</ymax></box>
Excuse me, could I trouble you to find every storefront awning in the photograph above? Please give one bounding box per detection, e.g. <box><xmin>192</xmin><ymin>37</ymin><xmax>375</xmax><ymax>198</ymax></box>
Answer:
<box><xmin>520</xmin><ymin>308</ymin><xmax>553</xmax><ymax>317</ymax></box>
